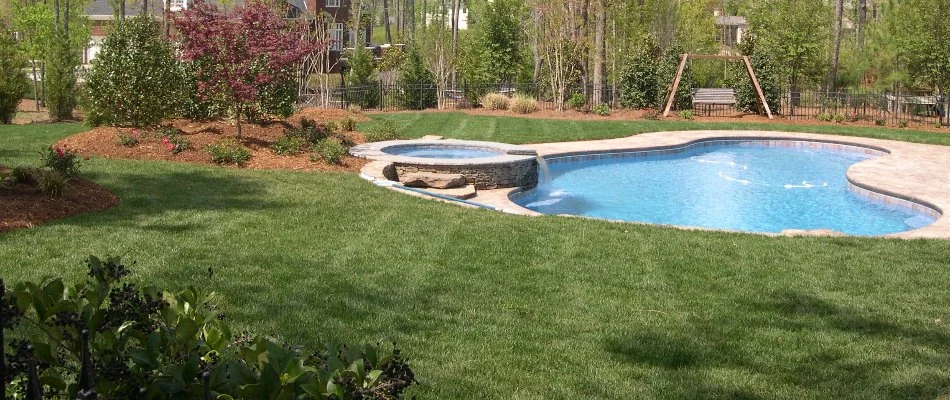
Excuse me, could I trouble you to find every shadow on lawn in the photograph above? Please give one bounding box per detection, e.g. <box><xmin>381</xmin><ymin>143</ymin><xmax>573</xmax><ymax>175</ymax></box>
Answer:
<box><xmin>605</xmin><ymin>291</ymin><xmax>950</xmax><ymax>399</ymax></box>
<box><xmin>57</xmin><ymin>166</ymin><xmax>287</xmax><ymax>232</ymax></box>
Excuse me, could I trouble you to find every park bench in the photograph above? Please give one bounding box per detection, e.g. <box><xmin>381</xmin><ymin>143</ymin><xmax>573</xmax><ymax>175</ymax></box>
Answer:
<box><xmin>692</xmin><ymin>88</ymin><xmax>736</xmax><ymax>115</ymax></box>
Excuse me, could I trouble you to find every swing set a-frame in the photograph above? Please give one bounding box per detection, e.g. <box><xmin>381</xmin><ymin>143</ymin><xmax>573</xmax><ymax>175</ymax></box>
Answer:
<box><xmin>662</xmin><ymin>54</ymin><xmax>774</xmax><ymax>119</ymax></box>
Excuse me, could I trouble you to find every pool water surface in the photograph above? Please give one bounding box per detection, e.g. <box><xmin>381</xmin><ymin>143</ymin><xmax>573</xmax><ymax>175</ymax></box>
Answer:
<box><xmin>514</xmin><ymin>143</ymin><xmax>936</xmax><ymax>235</ymax></box>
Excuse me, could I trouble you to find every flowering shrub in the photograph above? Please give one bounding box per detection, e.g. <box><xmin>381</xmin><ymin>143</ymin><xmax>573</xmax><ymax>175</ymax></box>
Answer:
<box><xmin>161</xmin><ymin>136</ymin><xmax>191</xmax><ymax>154</ymax></box>
<box><xmin>41</xmin><ymin>145</ymin><xmax>81</xmax><ymax>178</ymax></box>
<box><xmin>116</xmin><ymin>129</ymin><xmax>140</xmax><ymax>146</ymax></box>
<box><xmin>0</xmin><ymin>255</ymin><xmax>418</xmax><ymax>399</ymax></box>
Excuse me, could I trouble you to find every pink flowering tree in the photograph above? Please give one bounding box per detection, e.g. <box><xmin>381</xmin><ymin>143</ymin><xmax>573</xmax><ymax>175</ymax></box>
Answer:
<box><xmin>173</xmin><ymin>1</ymin><xmax>320</xmax><ymax>138</ymax></box>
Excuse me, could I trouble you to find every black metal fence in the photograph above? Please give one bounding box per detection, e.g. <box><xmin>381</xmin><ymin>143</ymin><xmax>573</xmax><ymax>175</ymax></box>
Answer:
<box><xmin>299</xmin><ymin>83</ymin><xmax>950</xmax><ymax>127</ymax></box>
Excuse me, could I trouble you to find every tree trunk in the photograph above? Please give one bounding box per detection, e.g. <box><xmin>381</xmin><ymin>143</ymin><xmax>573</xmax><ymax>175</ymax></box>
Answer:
<box><xmin>121</xmin><ymin>0</ymin><xmax>126</xmax><ymax>20</ymax></box>
<box><xmin>382</xmin><ymin>0</ymin><xmax>392</xmax><ymax>42</ymax></box>
<box><xmin>31</xmin><ymin>61</ymin><xmax>40</xmax><ymax>111</ymax></box>
<box><xmin>857</xmin><ymin>0</ymin><xmax>866</xmax><ymax>48</ymax></box>
<box><xmin>826</xmin><ymin>0</ymin><xmax>843</xmax><ymax>92</ymax></box>
<box><xmin>235</xmin><ymin>104</ymin><xmax>243</xmax><ymax>139</ymax></box>
<box><xmin>592</xmin><ymin>0</ymin><xmax>604</xmax><ymax>105</ymax></box>
<box><xmin>421</xmin><ymin>0</ymin><xmax>427</xmax><ymax>31</ymax></box>
<box><xmin>532</xmin><ymin>8</ymin><xmax>542</xmax><ymax>83</ymax></box>
<box><xmin>143</xmin><ymin>0</ymin><xmax>147</xmax><ymax>16</ymax></box>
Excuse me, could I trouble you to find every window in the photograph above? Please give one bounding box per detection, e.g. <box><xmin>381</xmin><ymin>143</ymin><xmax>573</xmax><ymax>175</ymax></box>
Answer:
<box><xmin>169</xmin><ymin>0</ymin><xmax>186</xmax><ymax>11</ymax></box>
<box><xmin>326</xmin><ymin>0</ymin><xmax>340</xmax><ymax>7</ymax></box>
<box><xmin>329</xmin><ymin>23</ymin><xmax>344</xmax><ymax>51</ymax></box>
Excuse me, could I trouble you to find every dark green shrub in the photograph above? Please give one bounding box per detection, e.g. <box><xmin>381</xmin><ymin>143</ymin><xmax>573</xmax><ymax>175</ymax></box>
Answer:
<box><xmin>312</xmin><ymin>138</ymin><xmax>347</xmax><ymax>164</ymax></box>
<box><xmin>398</xmin><ymin>45</ymin><xmax>437</xmax><ymax>110</ymax></box>
<box><xmin>656</xmin><ymin>44</ymin><xmax>692</xmax><ymax>111</ymax></box>
<box><xmin>619</xmin><ymin>38</ymin><xmax>661</xmax><ymax>109</ymax></box>
<box><xmin>0</xmin><ymin>23</ymin><xmax>30</xmax><ymax>124</ymax></box>
<box><xmin>254</xmin><ymin>77</ymin><xmax>297</xmax><ymax>119</ymax></box>
<box><xmin>45</xmin><ymin>34</ymin><xmax>78</xmax><ymax>121</ymax></box>
<box><xmin>36</xmin><ymin>169</ymin><xmax>67</xmax><ymax>197</ymax></box>
<box><xmin>11</xmin><ymin>165</ymin><xmax>36</xmax><ymax>184</ymax></box>
<box><xmin>679</xmin><ymin>110</ymin><xmax>694</xmax><ymax>120</ymax></box>
<box><xmin>1</xmin><ymin>255</ymin><xmax>418</xmax><ymax>399</ymax></box>
<box><xmin>567</xmin><ymin>93</ymin><xmax>586</xmax><ymax>111</ymax></box>
<box><xmin>180</xmin><ymin>62</ymin><xmax>222</xmax><ymax>120</ymax></box>
<box><xmin>593</xmin><ymin>104</ymin><xmax>610</xmax><ymax>116</ymax></box>
<box><xmin>270</xmin><ymin>135</ymin><xmax>305</xmax><ymax>155</ymax></box>
<box><xmin>286</xmin><ymin>118</ymin><xmax>331</xmax><ymax>144</ymax></box>
<box><xmin>364</xmin><ymin>119</ymin><xmax>401</xmax><ymax>142</ymax></box>
<box><xmin>345</xmin><ymin>46</ymin><xmax>379</xmax><ymax>108</ymax></box>
<box><xmin>729</xmin><ymin>34</ymin><xmax>781</xmax><ymax>115</ymax></box>
<box><xmin>207</xmin><ymin>139</ymin><xmax>251</xmax><ymax>166</ymax></box>
<box><xmin>84</xmin><ymin>16</ymin><xmax>184</xmax><ymax>127</ymax></box>
<box><xmin>41</xmin><ymin>146</ymin><xmax>81</xmax><ymax>178</ymax></box>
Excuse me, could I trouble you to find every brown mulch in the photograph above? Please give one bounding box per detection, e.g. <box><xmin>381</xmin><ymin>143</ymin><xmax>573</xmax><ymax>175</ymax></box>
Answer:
<box><xmin>0</xmin><ymin>167</ymin><xmax>119</xmax><ymax>232</ymax></box>
<box><xmin>56</xmin><ymin>109</ymin><xmax>373</xmax><ymax>173</ymax></box>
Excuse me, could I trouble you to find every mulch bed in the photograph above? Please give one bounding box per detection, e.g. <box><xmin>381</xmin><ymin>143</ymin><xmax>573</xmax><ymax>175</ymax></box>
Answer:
<box><xmin>0</xmin><ymin>167</ymin><xmax>119</xmax><ymax>233</ymax></box>
<box><xmin>57</xmin><ymin>109</ymin><xmax>372</xmax><ymax>173</ymax></box>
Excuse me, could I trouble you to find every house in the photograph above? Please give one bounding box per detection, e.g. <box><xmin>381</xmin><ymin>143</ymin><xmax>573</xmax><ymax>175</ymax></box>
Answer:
<box><xmin>714</xmin><ymin>10</ymin><xmax>746</xmax><ymax>53</ymax></box>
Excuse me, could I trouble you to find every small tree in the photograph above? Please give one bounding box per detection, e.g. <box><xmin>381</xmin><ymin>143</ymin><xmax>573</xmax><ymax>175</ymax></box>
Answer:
<box><xmin>656</xmin><ymin>44</ymin><xmax>692</xmax><ymax>110</ymax></box>
<box><xmin>85</xmin><ymin>16</ymin><xmax>184</xmax><ymax>127</ymax></box>
<box><xmin>730</xmin><ymin>34</ymin><xmax>781</xmax><ymax>115</ymax></box>
<box><xmin>173</xmin><ymin>1</ymin><xmax>318</xmax><ymax>138</ymax></box>
<box><xmin>344</xmin><ymin>45</ymin><xmax>379</xmax><ymax>108</ymax></box>
<box><xmin>398</xmin><ymin>45</ymin><xmax>437</xmax><ymax>109</ymax></box>
<box><xmin>45</xmin><ymin>31</ymin><xmax>77</xmax><ymax>121</ymax></box>
<box><xmin>0</xmin><ymin>23</ymin><xmax>30</xmax><ymax>124</ymax></box>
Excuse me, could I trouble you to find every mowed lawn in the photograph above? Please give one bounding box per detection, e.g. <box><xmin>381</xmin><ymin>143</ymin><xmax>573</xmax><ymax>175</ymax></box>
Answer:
<box><xmin>2</xmin><ymin>119</ymin><xmax>950</xmax><ymax>399</ymax></box>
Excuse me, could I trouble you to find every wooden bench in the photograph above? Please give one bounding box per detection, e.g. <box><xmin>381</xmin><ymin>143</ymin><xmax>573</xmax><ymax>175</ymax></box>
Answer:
<box><xmin>692</xmin><ymin>88</ymin><xmax>736</xmax><ymax>115</ymax></box>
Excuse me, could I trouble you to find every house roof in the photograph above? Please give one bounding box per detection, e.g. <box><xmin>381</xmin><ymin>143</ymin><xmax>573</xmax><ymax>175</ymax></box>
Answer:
<box><xmin>715</xmin><ymin>15</ymin><xmax>747</xmax><ymax>27</ymax></box>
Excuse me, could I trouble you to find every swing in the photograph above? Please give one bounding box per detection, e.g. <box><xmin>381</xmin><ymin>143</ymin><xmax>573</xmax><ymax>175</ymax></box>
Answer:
<box><xmin>661</xmin><ymin>54</ymin><xmax>774</xmax><ymax>119</ymax></box>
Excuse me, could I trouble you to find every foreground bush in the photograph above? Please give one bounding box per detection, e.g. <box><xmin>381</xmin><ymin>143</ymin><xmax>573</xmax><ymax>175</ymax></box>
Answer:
<box><xmin>0</xmin><ymin>255</ymin><xmax>417</xmax><ymax>399</ymax></box>
<box><xmin>312</xmin><ymin>138</ymin><xmax>347</xmax><ymax>164</ymax></box>
<box><xmin>85</xmin><ymin>16</ymin><xmax>184</xmax><ymax>127</ymax></box>
<box><xmin>0</xmin><ymin>23</ymin><xmax>30</xmax><ymax>124</ymax></box>
<box><xmin>207</xmin><ymin>139</ymin><xmax>251</xmax><ymax>166</ymax></box>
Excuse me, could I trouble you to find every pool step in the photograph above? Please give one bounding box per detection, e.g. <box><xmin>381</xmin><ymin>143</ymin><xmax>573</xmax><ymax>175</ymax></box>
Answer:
<box><xmin>424</xmin><ymin>185</ymin><xmax>477</xmax><ymax>200</ymax></box>
<box><xmin>399</xmin><ymin>172</ymin><xmax>468</xmax><ymax>189</ymax></box>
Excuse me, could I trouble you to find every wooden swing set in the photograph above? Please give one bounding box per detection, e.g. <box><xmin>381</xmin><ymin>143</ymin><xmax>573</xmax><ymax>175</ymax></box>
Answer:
<box><xmin>662</xmin><ymin>54</ymin><xmax>774</xmax><ymax>119</ymax></box>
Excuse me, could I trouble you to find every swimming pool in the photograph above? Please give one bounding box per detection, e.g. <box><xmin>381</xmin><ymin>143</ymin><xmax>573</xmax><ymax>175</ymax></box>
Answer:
<box><xmin>513</xmin><ymin>142</ymin><xmax>937</xmax><ymax>235</ymax></box>
<box><xmin>382</xmin><ymin>145</ymin><xmax>503</xmax><ymax>159</ymax></box>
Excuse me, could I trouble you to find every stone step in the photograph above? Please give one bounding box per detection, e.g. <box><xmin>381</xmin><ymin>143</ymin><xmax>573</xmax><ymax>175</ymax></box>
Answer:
<box><xmin>399</xmin><ymin>172</ymin><xmax>468</xmax><ymax>189</ymax></box>
<box><xmin>425</xmin><ymin>185</ymin><xmax>477</xmax><ymax>200</ymax></box>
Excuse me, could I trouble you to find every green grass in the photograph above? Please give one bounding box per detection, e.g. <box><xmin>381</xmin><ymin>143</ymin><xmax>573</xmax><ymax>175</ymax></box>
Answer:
<box><xmin>2</xmin><ymin>122</ymin><xmax>950</xmax><ymax>399</ymax></box>
<box><xmin>359</xmin><ymin>111</ymin><xmax>950</xmax><ymax>146</ymax></box>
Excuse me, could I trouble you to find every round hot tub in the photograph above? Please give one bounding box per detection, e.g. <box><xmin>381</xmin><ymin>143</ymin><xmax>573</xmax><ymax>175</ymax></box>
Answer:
<box><xmin>350</xmin><ymin>139</ymin><xmax>540</xmax><ymax>189</ymax></box>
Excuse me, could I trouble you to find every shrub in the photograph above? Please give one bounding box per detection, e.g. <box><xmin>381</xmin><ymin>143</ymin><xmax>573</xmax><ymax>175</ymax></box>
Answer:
<box><xmin>364</xmin><ymin>119</ymin><xmax>401</xmax><ymax>142</ymax></box>
<box><xmin>874</xmin><ymin>118</ymin><xmax>886</xmax><ymax>126</ymax></box>
<box><xmin>286</xmin><ymin>118</ymin><xmax>331</xmax><ymax>144</ymax></box>
<box><xmin>642</xmin><ymin>109</ymin><xmax>660</xmax><ymax>120</ymax></box>
<box><xmin>85</xmin><ymin>16</ymin><xmax>184</xmax><ymax>127</ymax></box>
<box><xmin>36</xmin><ymin>169</ymin><xmax>67</xmax><ymax>197</ymax></box>
<box><xmin>116</xmin><ymin>129</ymin><xmax>141</xmax><ymax>146</ymax></box>
<box><xmin>729</xmin><ymin>34</ymin><xmax>781</xmax><ymax>114</ymax></box>
<box><xmin>509</xmin><ymin>94</ymin><xmax>539</xmax><ymax>114</ymax></box>
<box><xmin>207</xmin><ymin>139</ymin><xmax>251</xmax><ymax>166</ymax></box>
<box><xmin>42</xmin><ymin>146</ymin><xmax>81</xmax><ymax>178</ymax></box>
<box><xmin>480</xmin><ymin>92</ymin><xmax>510</xmax><ymax>110</ymax></box>
<box><xmin>312</xmin><ymin>138</ymin><xmax>347</xmax><ymax>164</ymax></box>
<box><xmin>845</xmin><ymin>112</ymin><xmax>861</xmax><ymax>122</ymax></box>
<box><xmin>11</xmin><ymin>165</ymin><xmax>36</xmax><ymax>184</ymax></box>
<box><xmin>347</xmin><ymin>104</ymin><xmax>363</xmax><ymax>113</ymax></box>
<box><xmin>832</xmin><ymin>114</ymin><xmax>845</xmax><ymax>123</ymax></box>
<box><xmin>567</xmin><ymin>93</ymin><xmax>586</xmax><ymax>111</ymax></box>
<box><xmin>898</xmin><ymin>119</ymin><xmax>909</xmax><ymax>128</ymax></box>
<box><xmin>679</xmin><ymin>110</ymin><xmax>694</xmax><ymax>120</ymax></box>
<box><xmin>341</xmin><ymin>116</ymin><xmax>357</xmax><ymax>131</ymax></box>
<box><xmin>0</xmin><ymin>255</ymin><xmax>418</xmax><ymax>399</ymax></box>
<box><xmin>161</xmin><ymin>136</ymin><xmax>191</xmax><ymax>154</ymax></box>
<box><xmin>0</xmin><ymin>23</ymin><xmax>30</xmax><ymax>124</ymax></box>
<box><xmin>254</xmin><ymin>77</ymin><xmax>296</xmax><ymax>119</ymax></box>
<box><xmin>270</xmin><ymin>135</ymin><xmax>305</xmax><ymax>155</ymax></box>
<box><xmin>45</xmin><ymin>34</ymin><xmax>79</xmax><ymax>121</ymax></box>
<box><xmin>344</xmin><ymin>46</ymin><xmax>379</xmax><ymax>108</ymax></box>
<box><xmin>816</xmin><ymin>112</ymin><xmax>833</xmax><ymax>122</ymax></box>
<box><xmin>593</xmin><ymin>104</ymin><xmax>610</xmax><ymax>116</ymax></box>
<box><xmin>619</xmin><ymin>37</ymin><xmax>661</xmax><ymax>109</ymax></box>
<box><xmin>398</xmin><ymin>45</ymin><xmax>438</xmax><ymax>109</ymax></box>
<box><xmin>656</xmin><ymin>44</ymin><xmax>692</xmax><ymax>110</ymax></box>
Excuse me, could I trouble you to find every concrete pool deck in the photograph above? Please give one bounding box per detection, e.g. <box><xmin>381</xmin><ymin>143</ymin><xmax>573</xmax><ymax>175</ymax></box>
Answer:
<box><xmin>361</xmin><ymin>131</ymin><xmax>950</xmax><ymax>239</ymax></box>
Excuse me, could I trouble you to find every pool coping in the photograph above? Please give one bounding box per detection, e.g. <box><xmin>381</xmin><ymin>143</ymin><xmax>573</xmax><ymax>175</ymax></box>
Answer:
<box><xmin>360</xmin><ymin>131</ymin><xmax>950</xmax><ymax>239</ymax></box>
<box><xmin>349</xmin><ymin>139</ymin><xmax>539</xmax><ymax>166</ymax></box>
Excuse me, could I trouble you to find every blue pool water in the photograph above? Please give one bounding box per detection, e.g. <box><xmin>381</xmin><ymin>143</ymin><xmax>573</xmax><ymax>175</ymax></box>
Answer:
<box><xmin>384</xmin><ymin>145</ymin><xmax>502</xmax><ymax>159</ymax></box>
<box><xmin>514</xmin><ymin>143</ymin><xmax>936</xmax><ymax>235</ymax></box>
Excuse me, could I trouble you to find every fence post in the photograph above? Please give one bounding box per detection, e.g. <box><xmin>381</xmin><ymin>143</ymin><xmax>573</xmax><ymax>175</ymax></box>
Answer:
<box><xmin>202</xmin><ymin>371</ymin><xmax>211</xmax><ymax>400</ymax></box>
<box><xmin>26</xmin><ymin>346</ymin><xmax>41</xmax><ymax>400</ymax></box>
<box><xmin>77</xmin><ymin>330</ymin><xmax>96</xmax><ymax>399</ymax></box>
